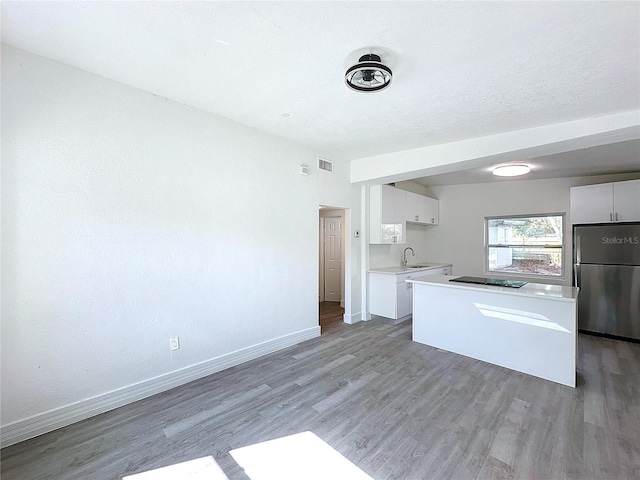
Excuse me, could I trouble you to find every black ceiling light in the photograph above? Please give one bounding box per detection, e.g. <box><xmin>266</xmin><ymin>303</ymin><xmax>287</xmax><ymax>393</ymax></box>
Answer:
<box><xmin>345</xmin><ymin>54</ymin><xmax>392</xmax><ymax>92</ymax></box>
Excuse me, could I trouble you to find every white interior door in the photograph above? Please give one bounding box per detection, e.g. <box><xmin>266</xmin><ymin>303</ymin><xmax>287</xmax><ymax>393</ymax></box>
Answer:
<box><xmin>323</xmin><ymin>216</ymin><xmax>342</xmax><ymax>302</ymax></box>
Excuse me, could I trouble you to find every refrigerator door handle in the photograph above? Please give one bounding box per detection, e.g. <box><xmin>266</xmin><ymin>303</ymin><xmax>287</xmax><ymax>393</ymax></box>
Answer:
<box><xmin>574</xmin><ymin>234</ymin><xmax>581</xmax><ymax>289</ymax></box>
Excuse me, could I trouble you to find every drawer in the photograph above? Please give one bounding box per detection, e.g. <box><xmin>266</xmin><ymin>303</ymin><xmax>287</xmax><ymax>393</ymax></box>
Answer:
<box><xmin>426</xmin><ymin>267</ymin><xmax>451</xmax><ymax>276</ymax></box>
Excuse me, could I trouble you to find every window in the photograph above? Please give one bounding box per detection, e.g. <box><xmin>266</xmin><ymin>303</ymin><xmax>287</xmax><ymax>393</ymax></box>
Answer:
<box><xmin>485</xmin><ymin>214</ymin><xmax>564</xmax><ymax>277</ymax></box>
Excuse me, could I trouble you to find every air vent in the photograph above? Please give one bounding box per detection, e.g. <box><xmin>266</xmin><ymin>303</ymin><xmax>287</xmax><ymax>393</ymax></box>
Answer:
<box><xmin>318</xmin><ymin>157</ymin><xmax>333</xmax><ymax>172</ymax></box>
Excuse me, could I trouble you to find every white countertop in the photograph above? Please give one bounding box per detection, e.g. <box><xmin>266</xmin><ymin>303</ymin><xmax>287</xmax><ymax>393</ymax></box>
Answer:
<box><xmin>406</xmin><ymin>274</ymin><xmax>579</xmax><ymax>302</ymax></box>
<box><xmin>368</xmin><ymin>263</ymin><xmax>452</xmax><ymax>275</ymax></box>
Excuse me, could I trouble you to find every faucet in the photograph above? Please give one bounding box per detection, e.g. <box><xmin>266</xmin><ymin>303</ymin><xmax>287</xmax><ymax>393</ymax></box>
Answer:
<box><xmin>402</xmin><ymin>247</ymin><xmax>415</xmax><ymax>267</ymax></box>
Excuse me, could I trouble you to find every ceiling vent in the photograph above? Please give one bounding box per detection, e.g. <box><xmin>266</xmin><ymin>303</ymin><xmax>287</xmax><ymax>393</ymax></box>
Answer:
<box><xmin>318</xmin><ymin>157</ymin><xmax>333</xmax><ymax>172</ymax></box>
<box><xmin>345</xmin><ymin>53</ymin><xmax>393</xmax><ymax>92</ymax></box>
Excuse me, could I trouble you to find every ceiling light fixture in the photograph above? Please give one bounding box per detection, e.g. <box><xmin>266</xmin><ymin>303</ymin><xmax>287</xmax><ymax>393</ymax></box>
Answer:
<box><xmin>492</xmin><ymin>164</ymin><xmax>531</xmax><ymax>177</ymax></box>
<box><xmin>345</xmin><ymin>54</ymin><xmax>392</xmax><ymax>92</ymax></box>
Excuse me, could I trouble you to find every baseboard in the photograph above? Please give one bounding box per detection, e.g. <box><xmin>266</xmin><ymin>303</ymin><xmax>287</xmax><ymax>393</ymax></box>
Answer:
<box><xmin>343</xmin><ymin>311</ymin><xmax>362</xmax><ymax>324</ymax></box>
<box><xmin>0</xmin><ymin>326</ymin><xmax>320</xmax><ymax>448</ymax></box>
<box><xmin>371</xmin><ymin>314</ymin><xmax>412</xmax><ymax>325</ymax></box>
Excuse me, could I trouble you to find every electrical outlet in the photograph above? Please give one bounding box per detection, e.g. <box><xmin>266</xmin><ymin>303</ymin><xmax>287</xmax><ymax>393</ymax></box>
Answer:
<box><xmin>169</xmin><ymin>336</ymin><xmax>180</xmax><ymax>351</ymax></box>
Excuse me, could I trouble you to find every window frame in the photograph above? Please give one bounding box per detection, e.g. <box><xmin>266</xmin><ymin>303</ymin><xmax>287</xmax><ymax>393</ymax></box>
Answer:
<box><xmin>484</xmin><ymin>212</ymin><xmax>566</xmax><ymax>280</ymax></box>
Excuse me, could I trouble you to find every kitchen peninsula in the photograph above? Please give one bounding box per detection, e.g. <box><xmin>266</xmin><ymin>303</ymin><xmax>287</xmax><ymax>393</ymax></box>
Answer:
<box><xmin>407</xmin><ymin>275</ymin><xmax>579</xmax><ymax>387</ymax></box>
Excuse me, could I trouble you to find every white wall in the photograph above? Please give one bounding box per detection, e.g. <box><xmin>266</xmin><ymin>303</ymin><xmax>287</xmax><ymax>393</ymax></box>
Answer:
<box><xmin>424</xmin><ymin>173</ymin><xmax>640</xmax><ymax>285</ymax></box>
<box><xmin>0</xmin><ymin>46</ymin><xmax>360</xmax><ymax>439</ymax></box>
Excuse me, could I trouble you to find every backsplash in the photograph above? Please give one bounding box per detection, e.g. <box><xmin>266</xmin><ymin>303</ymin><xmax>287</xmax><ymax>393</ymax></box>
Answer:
<box><xmin>369</xmin><ymin>223</ymin><xmax>431</xmax><ymax>268</ymax></box>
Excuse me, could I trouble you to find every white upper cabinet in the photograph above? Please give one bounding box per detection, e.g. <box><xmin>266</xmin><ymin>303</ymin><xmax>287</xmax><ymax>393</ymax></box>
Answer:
<box><xmin>570</xmin><ymin>183</ymin><xmax>613</xmax><ymax>224</ymax></box>
<box><xmin>405</xmin><ymin>191</ymin><xmax>428</xmax><ymax>223</ymax></box>
<box><xmin>425</xmin><ymin>196</ymin><xmax>439</xmax><ymax>225</ymax></box>
<box><xmin>370</xmin><ymin>185</ymin><xmax>439</xmax><ymax>243</ymax></box>
<box><xmin>570</xmin><ymin>180</ymin><xmax>640</xmax><ymax>224</ymax></box>
<box><xmin>614</xmin><ymin>180</ymin><xmax>640</xmax><ymax>222</ymax></box>
<box><xmin>405</xmin><ymin>190</ymin><xmax>439</xmax><ymax>225</ymax></box>
<box><xmin>370</xmin><ymin>185</ymin><xmax>406</xmax><ymax>244</ymax></box>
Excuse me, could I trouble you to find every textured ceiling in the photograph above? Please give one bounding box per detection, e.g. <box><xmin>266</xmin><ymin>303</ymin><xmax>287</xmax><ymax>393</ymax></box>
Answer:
<box><xmin>2</xmin><ymin>1</ymin><xmax>639</xmax><ymax>179</ymax></box>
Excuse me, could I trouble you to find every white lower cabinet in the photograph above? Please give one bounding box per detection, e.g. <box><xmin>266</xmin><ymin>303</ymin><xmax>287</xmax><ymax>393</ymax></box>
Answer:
<box><xmin>369</xmin><ymin>266</ymin><xmax>452</xmax><ymax>322</ymax></box>
<box><xmin>396</xmin><ymin>278</ymin><xmax>413</xmax><ymax>319</ymax></box>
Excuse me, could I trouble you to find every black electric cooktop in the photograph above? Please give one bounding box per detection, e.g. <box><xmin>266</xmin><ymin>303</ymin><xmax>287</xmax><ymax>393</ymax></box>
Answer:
<box><xmin>449</xmin><ymin>276</ymin><xmax>527</xmax><ymax>288</ymax></box>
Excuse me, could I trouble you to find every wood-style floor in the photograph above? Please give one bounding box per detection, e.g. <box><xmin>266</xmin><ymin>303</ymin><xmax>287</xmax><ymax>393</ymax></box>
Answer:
<box><xmin>2</xmin><ymin>302</ymin><xmax>639</xmax><ymax>479</ymax></box>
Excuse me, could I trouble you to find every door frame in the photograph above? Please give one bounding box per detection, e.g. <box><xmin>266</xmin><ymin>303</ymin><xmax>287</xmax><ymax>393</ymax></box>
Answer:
<box><xmin>319</xmin><ymin>207</ymin><xmax>346</xmax><ymax>308</ymax></box>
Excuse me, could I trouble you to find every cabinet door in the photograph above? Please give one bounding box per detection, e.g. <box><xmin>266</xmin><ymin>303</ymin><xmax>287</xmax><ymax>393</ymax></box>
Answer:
<box><xmin>425</xmin><ymin>197</ymin><xmax>439</xmax><ymax>225</ymax></box>
<box><xmin>381</xmin><ymin>185</ymin><xmax>396</xmax><ymax>224</ymax></box>
<box><xmin>613</xmin><ymin>179</ymin><xmax>640</xmax><ymax>223</ymax></box>
<box><xmin>380</xmin><ymin>185</ymin><xmax>405</xmax><ymax>244</ymax></box>
<box><xmin>570</xmin><ymin>183</ymin><xmax>614</xmax><ymax>224</ymax></box>
<box><xmin>370</xmin><ymin>185</ymin><xmax>406</xmax><ymax>244</ymax></box>
<box><xmin>405</xmin><ymin>191</ymin><xmax>428</xmax><ymax>223</ymax></box>
<box><xmin>369</xmin><ymin>273</ymin><xmax>397</xmax><ymax>318</ymax></box>
<box><xmin>381</xmin><ymin>224</ymin><xmax>404</xmax><ymax>244</ymax></box>
<box><xmin>417</xmin><ymin>197</ymin><xmax>428</xmax><ymax>224</ymax></box>
<box><xmin>389</xmin><ymin>186</ymin><xmax>407</xmax><ymax>222</ymax></box>
<box><xmin>396</xmin><ymin>281</ymin><xmax>413</xmax><ymax>319</ymax></box>
<box><xmin>405</xmin><ymin>191</ymin><xmax>417</xmax><ymax>222</ymax></box>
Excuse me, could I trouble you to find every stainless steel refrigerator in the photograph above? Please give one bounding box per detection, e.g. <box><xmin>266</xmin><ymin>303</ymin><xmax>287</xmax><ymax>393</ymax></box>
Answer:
<box><xmin>573</xmin><ymin>223</ymin><xmax>640</xmax><ymax>341</ymax></box>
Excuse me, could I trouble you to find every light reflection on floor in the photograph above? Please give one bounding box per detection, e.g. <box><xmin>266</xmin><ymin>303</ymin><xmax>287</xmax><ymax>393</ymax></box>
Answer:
<box><xmin>230</xmin><ymin>431</ymin><xmax>373</xmax><ymax>480</ymax></box>
<box><xmin>121</xmin><ymin>432</ymin><xmax>371</xmax><ymax>480</ymax></box>
<box><xmin>122</xmin><ymin>455</ymin><xmax>229</xmax><ymax>479</ymax></box>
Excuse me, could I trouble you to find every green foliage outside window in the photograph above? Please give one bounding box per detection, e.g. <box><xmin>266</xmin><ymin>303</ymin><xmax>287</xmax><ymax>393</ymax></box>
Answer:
<box><xmin>486</xmin><ymin>214</ymin><xmax>564</xmax><ymax>277</ymax></box>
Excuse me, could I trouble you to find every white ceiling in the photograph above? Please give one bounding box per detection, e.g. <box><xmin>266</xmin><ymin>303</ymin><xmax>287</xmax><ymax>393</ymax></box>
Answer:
<box><xmin>2</xmin><ymin>1</ymin><xmax>639</xmax><ymax>183</ymax></box>
<box><xmin>415</xmin><ymin>139</ymin><xmax>640</xmax><ymax>186</ymax></box>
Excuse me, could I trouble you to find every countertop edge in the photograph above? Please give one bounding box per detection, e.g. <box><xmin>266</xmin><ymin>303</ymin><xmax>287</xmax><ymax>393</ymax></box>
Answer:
<box><xmin>406</xmin><ymin>274</ymin><xmax>579</xmax><ymax>302</ymax></box>
<box><xmin>368</xmin><ymin>263</ymin><xmax>452</xmax><ymax>275</ymax></box>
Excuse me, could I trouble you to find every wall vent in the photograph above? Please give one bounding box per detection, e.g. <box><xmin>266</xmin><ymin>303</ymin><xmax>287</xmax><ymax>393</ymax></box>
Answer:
<box><xmin>318</xmin><ymin>157</ymin><xmax>333</xmax><ymax>172</ymax></box>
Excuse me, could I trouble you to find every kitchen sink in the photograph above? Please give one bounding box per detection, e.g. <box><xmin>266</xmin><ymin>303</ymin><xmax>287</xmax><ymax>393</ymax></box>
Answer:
<box><xmin>406</xmin><ymin>264</ymin><xmax>433</xmax><ymax>269</ymax></box>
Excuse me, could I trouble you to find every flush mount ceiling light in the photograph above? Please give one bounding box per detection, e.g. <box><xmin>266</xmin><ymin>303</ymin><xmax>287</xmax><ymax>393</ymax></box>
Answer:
<box><xmin>345</xmin><ymin>54</ymin><xmax>392</xmax><ymax>92</ymax></box>
<box><xmin>493</xmin><ymin>164</ymin><xmax>531</xmax><ymax>177</ymax></box>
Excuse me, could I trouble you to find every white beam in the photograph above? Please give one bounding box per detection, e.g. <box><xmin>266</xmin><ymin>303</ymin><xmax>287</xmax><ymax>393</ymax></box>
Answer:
<box><xmin>350</xmin><ymin>111</ymin><xmax>640</xmax><ymax>184</ymax></box>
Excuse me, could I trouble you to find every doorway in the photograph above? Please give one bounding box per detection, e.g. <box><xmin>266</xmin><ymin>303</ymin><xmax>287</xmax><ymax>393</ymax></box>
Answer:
<box><xmin>322</xmin><ymin>216</ymin><xmax>342</xmax><ymax>302</ymax></box>
<box><xmin>319</xmin><ymin>207</ymin><xmax>346</xmax><ymax>330</ymax></box>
